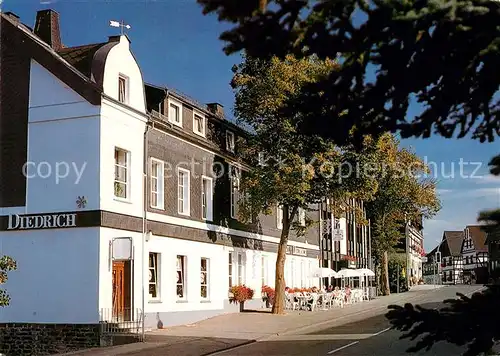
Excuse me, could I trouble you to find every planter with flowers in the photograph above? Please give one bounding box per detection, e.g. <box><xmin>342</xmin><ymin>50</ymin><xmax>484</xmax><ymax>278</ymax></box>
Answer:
<box><xmin>261</xmin><ymin>285</ymin><xmax>275</xmax><ymax>308</ymax></box>
<box><xmin>229</xmin><ymin>285</ymin><xmax>255</xmax><ymax>312</ymax></box>
<box><xmin>342</xmin><ymin>255</ymin><xmax>357</xmax><ymax>262</ymax></box>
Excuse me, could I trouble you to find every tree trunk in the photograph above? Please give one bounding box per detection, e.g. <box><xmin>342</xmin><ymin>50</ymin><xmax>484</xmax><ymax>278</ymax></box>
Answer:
<box><xmin>381</xmin><ymin>250</ymin><xmax>391</xmax><ymax>296</ymax></box>
<box><xmin>272</xmin><ymin>205</ymin><xmax>298</xmax><ymax>315</ymax></box>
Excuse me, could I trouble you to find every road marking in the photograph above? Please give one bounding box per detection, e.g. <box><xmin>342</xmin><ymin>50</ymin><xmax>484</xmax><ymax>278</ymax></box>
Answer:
<box><xmin>372</xmin><ymin>327</ymin><xmax>391</xmax><ymax>336</ymax></box>
<box><xmin>327</xmin><ymin>341</ymin><xmax>359</xmax><ymax>354</ymax></box>
<box><xmin>268</xmin><ymin>334</ymin><xmax>375</xmax><ymax>341</ymax></box>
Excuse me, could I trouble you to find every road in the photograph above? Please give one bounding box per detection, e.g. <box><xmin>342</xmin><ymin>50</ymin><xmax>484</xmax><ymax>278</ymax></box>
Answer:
<box><xmin>205</xmin><ymin>287</ymin><xmax>480</xmax><ymax>356</ymax></box>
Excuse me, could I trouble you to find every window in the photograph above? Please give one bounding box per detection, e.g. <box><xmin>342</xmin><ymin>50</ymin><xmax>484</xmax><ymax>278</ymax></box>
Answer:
<box><xmin>228</xmin><ymin>252</ymin><xmax>233</xmax><ymax>288</ymax></box>
<box><xmin>151</xmin><ymin>159</ymin><xmax>164</xmax><ymax>209</ymax></box>
<box><xmin>201</xmin><ymin>176</ymin><xmax>213</xmax><ymax>220</ymax></box>
<box><xmin>176</xmin><ymin>255</ymin><xmax>186</xmax><ymax>299</ymax></box>
<box><xmin>290</xmin><ymin>259</ymin><xmax>295</xmax><ymax>287</ymax></box>
<box><xmin>200</xmin><ymin>258</ymin><xmax>209</xmax><ymax>299</ymax></box>
<box><xmin>237</xmin><ymin>252</ymin><xmax>245</xmax><ymax>285</ymax></box>
<box><xmin>114</xmin><ymin>148</ymin><xmax>129</xmax><ymax>199</ymax></box>
<box><xmin>298</xmin><ymin>208</ymin><xmax>306</xmax><ymax>226</ymax></box>
<box><xmin>277</xmin><ymin>205</ymin><xmax>283</xmax><ymax>229</ymax></box>
<box><xmin>149</xmin><ymin>253</ymin><xmax>160</xmax><ymax>300</ymax></box>
<box><xmin>193</xmin><ymin>112</ymin><xmax>206</xmax><ymax>136</ymax></box>
<box><xmin>261</xmin><ymin>256</ymin><xmax>267</xmax><ymax>287</ymax></box>
<box><xmin>178</xmin><ymin>168</ymin><xmax>190</xmax><ymax>215</ymax></box>
<box><xmin>168</xmin><ymin>99</ymin><xmax>182</xmax><ymax>126</ymax></box>
<box><xmin>300</xmin><ymin>260</ymin><xmax>305</xmax><ymax>288</ymax></box>
<box><xmin>118</xmin><ymin>75</ymin><xmax>128</xmax><ymax>103</ymax></box>
<box><xmin>226</xmin><ymin>131</ymin><xmax>235</xmax><ymax>153</ymax></box>
<box><xmin>230</xmin><ymin>166</ymin><xmax>240</xmax><ymax>219</ymax></box>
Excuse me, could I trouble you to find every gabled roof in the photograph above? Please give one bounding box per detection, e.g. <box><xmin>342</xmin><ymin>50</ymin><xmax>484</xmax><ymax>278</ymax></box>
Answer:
<box><xmin>441</xmin><ymin>231</ymin><xmax>464</xmax><ymax>257</ymax></box>
<box><xmin>1</xmin><ymin>12</ymin><xmax>102</xmax><ymax>105</ymax></box>
<box><xmin>467</xmin><ymin>225</ymin><xmax>488</xmax><ymax>252</ymax></box>
<box><xmin>58</xmin><ymin>43</ymin><xmax>106</xmax><ymax>78</ymax></box>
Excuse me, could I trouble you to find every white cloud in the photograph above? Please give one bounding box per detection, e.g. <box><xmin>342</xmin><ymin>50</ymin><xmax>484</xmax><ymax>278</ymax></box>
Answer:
<box><xmin>475</xmin><ymin>174</ymin><xmax>500</xmax><ymax>185</ymax></box>
<box><xmin>436</xmin><ymin>189</ymin><xmax>453</xmax><ymax>195</ymax></box>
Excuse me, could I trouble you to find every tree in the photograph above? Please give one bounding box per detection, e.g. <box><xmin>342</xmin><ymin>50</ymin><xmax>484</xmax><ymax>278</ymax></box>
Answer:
<box><xmin>0</xmin><ymin>255</ymin><xmax>16</xmax><ymax>307</ymax></box>
<box><xmin>198</xmin><ymin>0</ymin><xmax>500</xmax><ymax>145</ymax></box>
<box><xmin>366</xmin><ymin>134</ymin><xmax>441</xmax><ymax>295</ymax></box>
<box><xmin>232</xmin><ymin>54</ymin><xmax>378</xmax><ymax>314</ymax></box>
<box><xmin>478</xmin><ymin>154</ymin><xmax>500</xmax><ymax>229</ymax></box>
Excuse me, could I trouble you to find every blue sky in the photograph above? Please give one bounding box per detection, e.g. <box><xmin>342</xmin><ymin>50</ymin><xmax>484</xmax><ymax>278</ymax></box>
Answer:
<box><xmin>4</xmin><ymin>0</ymin><xmax>500</xmax><ymax>252</ymax></box>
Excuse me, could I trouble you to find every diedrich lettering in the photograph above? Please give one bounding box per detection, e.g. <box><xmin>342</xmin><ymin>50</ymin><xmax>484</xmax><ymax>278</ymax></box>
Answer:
<box><xmin>7</xmin><ymin>213</ymin><xmax>77</xmax><ymax>230</ymax></box>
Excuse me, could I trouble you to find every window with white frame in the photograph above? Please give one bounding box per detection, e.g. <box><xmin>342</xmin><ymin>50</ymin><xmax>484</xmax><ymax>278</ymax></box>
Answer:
<box><xmin>118</xmin><ymin>75</ymin><xmax>128</xmax><ymax>103</ymax></box>
<box><xmin>193</xmin><ymin>112</ymin><xmax>206</xmax><ymax>137</ymax></box>
<box><xmin>226</xmin><ymin>131</ymin><xmax>235</xmax><ymax>153</ymax></box>
<box><xmin>307</xmin><ymin>261</ymin><xmax>314</xmax><ymax>287</ymax></box>
<box><xmin>228</xmin><ymin>252</ymin><xmax>233</xmax><ymax>288</ymax></box>
<box><xmin>168</xmin><ymin>98</ymin><xmax>182</xmax><ymax>126</ymax></box>
<box><xmin>298</xmin><ymin>208</ymin><xmax>306</xmax><ymax>226</ymax></box>
<box><xmin>114</xmin><ymin>147</ymin><xmax>129</xmax><ymax>199</ymax></box>
<box><xmin>149</xmin><ymin>252</ymin><xmax>160</xmax><ymax>300</ymax></box>
<box><xmin>200</xmin><ymin>258</ymin><xmax>209</xmax><ymax>299</ymax></box>
<box><xmin>261</xmin><ymin>256</ymin><xmax>267</xmax><ymax>287</ymax></box>
<box><xmin>290</xmin><ymin>259</ymin><xmax>295</xmax><ymax>287</ymax></box>
<box><xmin>178</xmin><ymin>168</ymin><xmax>190</xmax><ymax>215</ymax></box>
<box><xmin>201</xmin><ymin>176</ymin><xmax>213</xmax><ymax>220</ymax></box>
<box><xmin>237</xmin><ymin>252</ymin><xmax>245</xmax><ymax>285</ymax></box>
<box><xmin>150</xmin><ymin>159</ymin><xmax>164</xmax><ymax>209</ymax></box>
<box><xmin>230</xmin><ymin>166</ymin><xmax>240</xmax><ymax>219</ymax></box>
<box><xmin>277</xmin><ymin>205</ymin><xmax>283</xmax><ymax>229</ymax></box>
<box><xmin>300</xmin><ymin>260</ymin><xmax>305</xmax><ymax>288</ymax></box>
<box><xmin>176</xmin><ymin>255</ymin><xmax>187</xmax><ymax>299</ymax></box>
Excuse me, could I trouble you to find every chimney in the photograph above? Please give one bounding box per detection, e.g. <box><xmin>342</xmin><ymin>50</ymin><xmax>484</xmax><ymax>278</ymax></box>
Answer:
<box><xmin>34</xmin><ymin>9</ymin><xmax>62</xmax><ymax>50</ymax></box>
<box><xmin>207</xmin><ymin>103</ymin><xmax>224</xmax><ymax>118</ymax></box>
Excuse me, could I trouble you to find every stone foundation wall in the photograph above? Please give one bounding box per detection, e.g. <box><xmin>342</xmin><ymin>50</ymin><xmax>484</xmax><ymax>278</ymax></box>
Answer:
<box><xmin>0</xmin><ymin>323</ymin><xmax>100</xmax><ymax>356</ymax></box>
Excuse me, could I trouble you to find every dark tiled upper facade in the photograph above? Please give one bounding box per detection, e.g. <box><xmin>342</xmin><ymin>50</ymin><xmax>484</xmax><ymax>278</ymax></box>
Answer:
<box><xmin>145</xmin><ymin>84</ymin><xmax>319</xmax><ymax>246</ymax></box>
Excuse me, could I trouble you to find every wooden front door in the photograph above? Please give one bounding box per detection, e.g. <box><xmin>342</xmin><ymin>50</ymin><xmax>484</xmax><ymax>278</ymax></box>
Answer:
<box><xmin>112</xmin><ymin>261</ymin><xmax>126</xmax><ymax>319</ymax></box>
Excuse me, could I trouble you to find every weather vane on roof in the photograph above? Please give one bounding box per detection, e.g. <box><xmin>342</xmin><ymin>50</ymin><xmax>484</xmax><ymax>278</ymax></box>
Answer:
<box><xmin>109</xmin><ymin>20</ymin><xmax>131</xmax><ymax>35</ymax></box>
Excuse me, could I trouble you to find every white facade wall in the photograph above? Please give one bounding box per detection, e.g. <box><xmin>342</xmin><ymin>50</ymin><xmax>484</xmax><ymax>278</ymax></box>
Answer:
<box><xmin>25</xmin><ymin>60</ymin><xmax>101</xmax><ymax>214</ymax></box>
<box><xmin>0</xmin><ymin>228</ymin><xmax>99</xmax><ymax>323</ymax></box>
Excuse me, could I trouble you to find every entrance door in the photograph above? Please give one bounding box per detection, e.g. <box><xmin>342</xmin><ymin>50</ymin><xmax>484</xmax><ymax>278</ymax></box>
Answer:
<box><xmin>112</xmin><ymin>261</ymin><xmax>131</xmax><ymax>321</ymax></box>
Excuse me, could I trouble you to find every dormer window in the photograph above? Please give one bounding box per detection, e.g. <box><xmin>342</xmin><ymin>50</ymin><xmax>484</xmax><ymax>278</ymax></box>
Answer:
<box><xmin>168</xmin><ymin>98</ymin><xmax>183</xmax><ymax>127</ymax></box>
<box><xmin>193</xmin><ymin>111</ymin><xmax>206</xmax><ymax>137</ymax></box>
<box><xmin>226</xmin><ymin>131</ymin><xmax>235</xmax><ymax>153</ymax></box>
<box><xmin>118</xmin><ymin>75</ymin><xmax>128</xmax><ymax>103</ymax></box>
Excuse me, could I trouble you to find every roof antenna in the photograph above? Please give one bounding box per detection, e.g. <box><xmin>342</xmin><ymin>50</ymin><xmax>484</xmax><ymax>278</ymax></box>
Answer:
<box><xmin>109</xmin><ymin>20</ymin><xmax>131</xmax><ymax>35</ymax></box>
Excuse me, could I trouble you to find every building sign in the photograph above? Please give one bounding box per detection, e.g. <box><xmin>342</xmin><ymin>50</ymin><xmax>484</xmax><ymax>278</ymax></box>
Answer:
<box><xmin>293</xmin><ymin>247</ymin><xmax>307</xmax><ymax>257</ymax></box>
<box><xmin>7</xmin><ymin>213</ymin><xmax>77</xmax><ymax>230</ymax></box>
<box><xmin>332</xmin><ymin>228</ymin><xmax>344</xmax><ymax>241</ymax></box>
<box><xmin>285</xmin><ymin>245</ymin><xmax>308</xmax><ymax>257</ymax></box>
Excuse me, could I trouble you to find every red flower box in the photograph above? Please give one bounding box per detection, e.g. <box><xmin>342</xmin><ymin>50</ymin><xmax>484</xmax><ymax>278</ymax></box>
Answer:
<box><xmin>229</xmin><ymin>285</ymin><xmax>254</xmax><ymax>304</ymax></box>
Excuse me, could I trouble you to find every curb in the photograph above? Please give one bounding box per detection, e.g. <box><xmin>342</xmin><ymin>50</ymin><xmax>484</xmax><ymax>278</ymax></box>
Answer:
<box><xmin>201</xmin><ymin>340</ymin><xmax>257</xmax><ymax>356</ymax></box>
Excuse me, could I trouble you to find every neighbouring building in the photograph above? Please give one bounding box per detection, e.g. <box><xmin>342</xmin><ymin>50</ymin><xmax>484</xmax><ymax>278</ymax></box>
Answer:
<box><xmin>422</xmin><ymin>246</ymin><xmax>440</xmax><ymax>285</ymax></box>
<box><xmin>460</xmin><ymin>225</ymin><xmax>489</xmax><ymax>284</ymax></box>
<box><xmin>405</xmin><ymin>217</ymin><xmax>425</xmax><ymax>285</ymax></box>
<box><xmin>438</xmin><ymin>231</ymin><xmax>464</xmax><ymax>284</ymax></box>
<box><xmin>0</xmin><ymin>9</ymin><xmax>326</xmax><ymax>340</ymax></box>
<box><xmin>319</xmin><ymin>198</ymin><xmax>371</xmax><ymax>288</ymax></box>
<box><xmin>486</xmin><ymin>227</ymin><xmax>500</xmax><ymax>282</ymax></box>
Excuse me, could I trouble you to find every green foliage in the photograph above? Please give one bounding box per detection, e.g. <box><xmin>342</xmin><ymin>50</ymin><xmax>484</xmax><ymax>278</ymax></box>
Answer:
<box><xmin>388</xmin><ymin>256</ymin><xmax>408</xmax><ymax>293</ymax></box>
<box><xmin>367</xmin><ymin>134</ymin><xmax>441</xmax><ymax>255</ymax></box>
<box><xmin>478</xmin><ymin>154</ymin><xmax>500</xmax><ymax>229</ymax></box>
<box><xmin>0</xmin><ymin>255</ymin><xmax>17</xmax><ymax>307</ymax></box>
<box><xmin>386</xmin><ymin>286</ymin><xmax>500</xmax><ymax>356</ymax></box>
<box><xmin>233</xmin><ymin>54</ymin><xmax>377</xmax><ymax>226</ymax></box>
<box><xmin>198</xmin><ymin>0</ymin><xmax>500</xmax><ymax>145</ymax></box>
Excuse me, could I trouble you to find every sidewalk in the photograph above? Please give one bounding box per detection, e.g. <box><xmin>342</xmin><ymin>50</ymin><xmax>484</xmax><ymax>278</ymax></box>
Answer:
<box><xmin>56</xmin><ymin>286</ymin><xmax>469</xmax><ymax>356</ymax></box>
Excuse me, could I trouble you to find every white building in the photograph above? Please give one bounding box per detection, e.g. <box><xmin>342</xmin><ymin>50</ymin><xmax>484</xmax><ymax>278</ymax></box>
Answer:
<box><xmin>0</xmin><ymin>9</ymin><xmax>322</xmax><ymax>331</ymax></box>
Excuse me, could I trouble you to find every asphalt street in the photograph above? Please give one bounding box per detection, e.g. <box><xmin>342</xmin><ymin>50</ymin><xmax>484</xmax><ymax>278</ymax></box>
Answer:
<box><xmin>208</xmin><ymin>295</ymin><xmax>476</xmax><ymax>356</ymax></box>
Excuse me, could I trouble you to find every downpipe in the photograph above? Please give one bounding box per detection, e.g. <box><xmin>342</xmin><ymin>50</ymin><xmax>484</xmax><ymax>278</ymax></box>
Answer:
<box><xmin>141</xmin><ymin>122</ymin><xmax>152</xmax><ymax>341</ymax></box>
